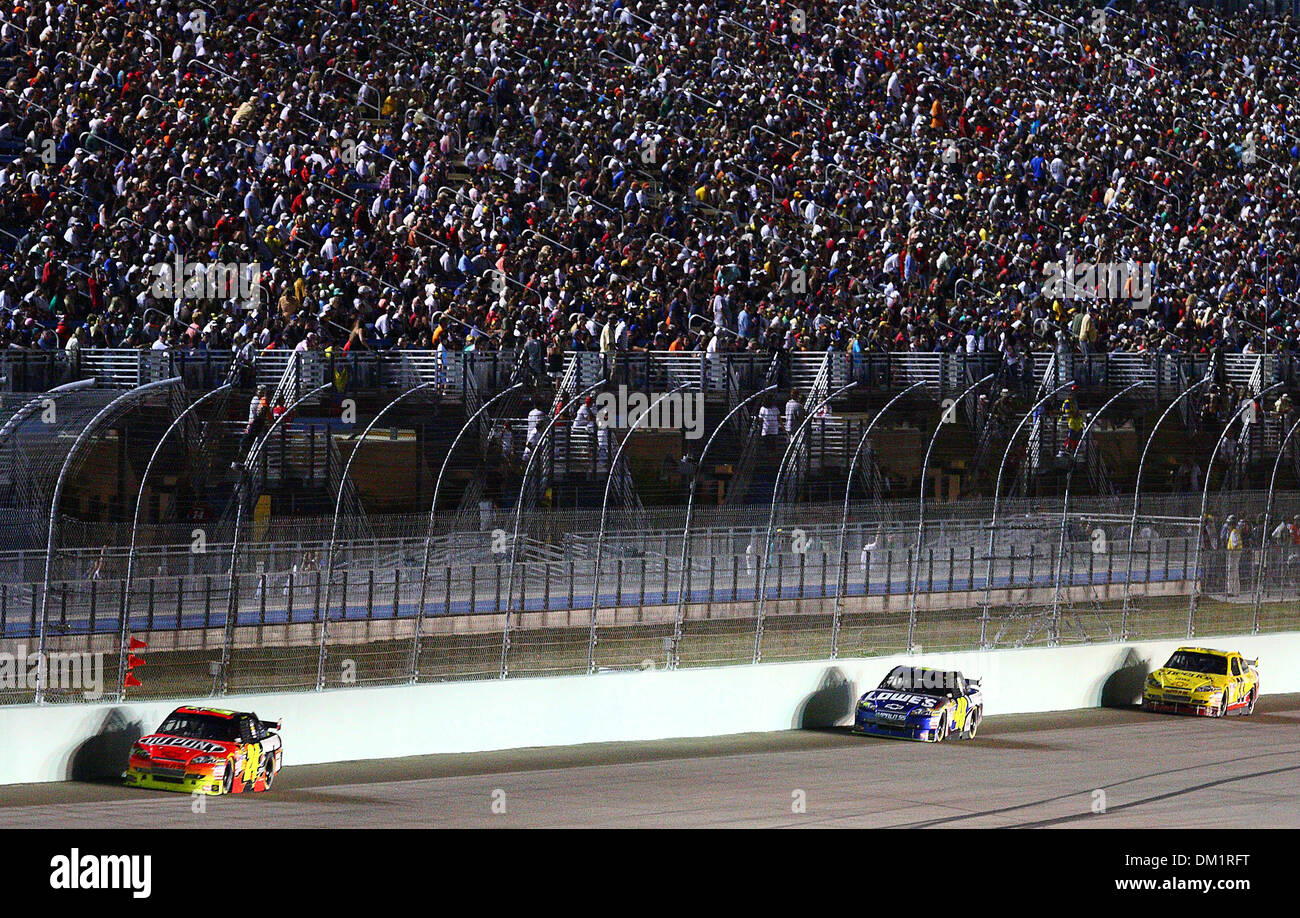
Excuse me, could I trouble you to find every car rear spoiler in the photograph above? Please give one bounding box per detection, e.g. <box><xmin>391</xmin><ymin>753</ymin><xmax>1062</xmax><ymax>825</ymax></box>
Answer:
<box><xmin>1245</xmin><ymin>658</ymin><xmax>1259</xmax><ymax>669</ymax></box>
<box><xmin>262</xmin><ymin>717</ymin><xmax>282</xmax><ymax>732</ymax></box>
<box><xmin>966</xmin><ymin>677</ymin><xmax>982</xmax><ymax>687</ymax></box>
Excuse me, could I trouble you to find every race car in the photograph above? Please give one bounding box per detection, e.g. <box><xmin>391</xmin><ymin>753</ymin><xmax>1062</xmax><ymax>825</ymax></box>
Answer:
<box><xmin>123</xmin><ymin>706</ymin><xmax>282</xmax><ymax>795</ymax></box>
<box><xmin>853</xmin><ymin>665</ymin><xmax>983</xmax><ymax>742</ymax></box>
<box><xmin>1142</xmin><ymin>647</ymin><xmax>1259</xmax><ymax>717</ymax></box>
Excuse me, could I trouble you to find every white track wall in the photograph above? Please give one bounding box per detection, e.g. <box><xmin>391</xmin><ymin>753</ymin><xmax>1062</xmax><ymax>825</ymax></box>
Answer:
<box><xmin>3</xmin><ymin>632</ymin><xmax>1298</xmax><ymax>786</ymax></box>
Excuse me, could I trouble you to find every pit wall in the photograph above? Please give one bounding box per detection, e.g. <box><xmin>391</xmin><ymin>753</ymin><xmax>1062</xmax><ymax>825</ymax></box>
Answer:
<box><xmin>3</xmin><ymin>631</ymin><xmax>1297</xmax><ymax>786</ymax></box>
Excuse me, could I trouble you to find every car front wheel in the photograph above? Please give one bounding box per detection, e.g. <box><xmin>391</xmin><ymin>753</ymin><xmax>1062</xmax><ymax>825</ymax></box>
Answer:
<box><xmin>933</xmin><ymin>715</ymin><xmax>947</xmax><ymax>743</ymax></box>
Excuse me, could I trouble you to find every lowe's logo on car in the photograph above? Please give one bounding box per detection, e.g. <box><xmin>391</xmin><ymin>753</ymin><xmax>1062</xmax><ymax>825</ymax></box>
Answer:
<box><xmin>49</xmin><ymin>849</ymin><xmax>151</xmax><ymax>898</ymax></box>
<box><xmin>872</xmin><ymin>692</ymin><xmax>933</xmax><ymax>706</ymax></box>
<box><xmin>144</xmin><ymin>735</ymin><xmax>227</xmax><ymax>754</ymax></box>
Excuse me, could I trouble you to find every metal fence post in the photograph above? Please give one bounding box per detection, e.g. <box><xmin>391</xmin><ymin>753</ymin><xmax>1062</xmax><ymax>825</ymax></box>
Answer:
<box><xmin>1188</xmin><ymin>383</ymin><xmax>1282</xmax><ymax>638</ymax></box>
<box><xmin>755</xmin><ymin>381</ymin><xmax>858</xmax><ymax>664</ymax></box>
<box><xmin>588</xmin><ymin>385</ymin><xmax>690</xmax><ymax>674</ymax></box>
<box><xmin>909</xmin><ymin>374</ymin><xmax>994</xmax><ymax>654</ymax></box>
<box><xmin>222</xmin><ymin>382</ymin><xmax>332</xmax><ymax>696</ymax></box>
<box><xmin>1123</xmin><ymin>377</ymin><xmax>1211</xmax><ymax>638</ymax></box>
<box><xmin>979</xmin><ymin>379</ymin><xmax>1077</xmax><ymax>648</ymax></box>
<box><xmin>311</xmin><ymin>379</ymin><xmax>443</xmax><ymax>684</ymax></box>
<box><xmin>118</xmin><ymin>382</ymin><xmax>234</xmax><ymax>700</ymax></box>
<box><xmin>832</xmin><ymin>382</ymin><xmax>924</xmax><ymax>659</ymax></box>
<box><xmin>1251</xmin><ymin>413</ymin><xmax>1300</xmax><ymax>635</ymax></box>
<box><xmin>503</xmin><ymin>377</ymin><xmax>607</xmax><ymax>680</ymax></box>
<box><xmin>33</xmin><ymin>377</ymin><xmax>183</xmax><ymax>704</ymax></box>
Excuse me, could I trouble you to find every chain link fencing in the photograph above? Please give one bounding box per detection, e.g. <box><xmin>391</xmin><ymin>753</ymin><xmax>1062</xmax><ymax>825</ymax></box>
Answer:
<box><xmin>6</xmin><ymin>491</ymin><xmax>1300</xmax><ymax>705</ymax></box>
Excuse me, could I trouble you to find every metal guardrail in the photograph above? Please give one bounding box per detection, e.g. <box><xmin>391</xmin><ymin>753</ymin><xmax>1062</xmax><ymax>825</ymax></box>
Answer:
<box><xmin>7</xmin><ymin>349</ymin><xmax>1297</xmax><ymax>403</ymax></box>
<box><xmin>0</xmin><ymin>533</ymin><xmax>1201</xmax><ymax>640</ymax></box>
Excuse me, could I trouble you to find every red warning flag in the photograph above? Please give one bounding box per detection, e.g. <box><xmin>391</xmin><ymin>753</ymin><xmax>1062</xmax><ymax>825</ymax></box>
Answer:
<box><xmin>129</xmin><ymin>637</ymin><xmax>148</xmax><ymax>650</ymax></box>
<box><xmin>123</xmin><ymin>673</ymin><xmax>143</xmax><ymax>688</ymax></box>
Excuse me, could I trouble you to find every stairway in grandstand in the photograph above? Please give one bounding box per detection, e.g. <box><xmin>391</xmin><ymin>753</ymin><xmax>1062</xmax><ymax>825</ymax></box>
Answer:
<box><xmin>446</xmin><ymin>351</ymin><xmax>536</xmax><ymax>534</ymax></box>
<box><xmin>723</xmin><ymin>350</ymin><xmax>842</xmax><ymax>507</ymax></box>
<box><xmin>213</xmin><ymin>414</ymin><xmax>370</xmax><ymax>544</ymax></box>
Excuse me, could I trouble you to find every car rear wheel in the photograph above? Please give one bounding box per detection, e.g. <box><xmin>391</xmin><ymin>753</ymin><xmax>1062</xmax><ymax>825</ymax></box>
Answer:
<box><xmin>262</xmin><ymin>754</ymin><xmax>275</xmax><ymax>791</ymax></box>
<box><xmin>1244</xmin><ymin>688</ymin><xmax>1257</xmax><ymax>716</ymax></box>
<box><xmin>964</xmin><ymin>708</ymin><xmax>981</xmax><ymax>740</ymax></box>
<box><xmin>221</xmin><ymin>760</ymin><xmax>234</xmax><ymax>795</ymax></box>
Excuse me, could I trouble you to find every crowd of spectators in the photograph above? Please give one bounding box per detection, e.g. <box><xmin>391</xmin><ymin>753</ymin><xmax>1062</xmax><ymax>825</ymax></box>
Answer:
<box><xmin>2</xmin><ymin>0</ymin><xmax>1300</xmax><ymax>376</ymax></box>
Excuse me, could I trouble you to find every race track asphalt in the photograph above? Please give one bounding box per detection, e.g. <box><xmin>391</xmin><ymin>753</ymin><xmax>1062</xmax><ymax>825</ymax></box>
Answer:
<box><xmin>1</xmin><ymin>695</ymin><xmax>1297</xmax><ymax>828</ymax></box>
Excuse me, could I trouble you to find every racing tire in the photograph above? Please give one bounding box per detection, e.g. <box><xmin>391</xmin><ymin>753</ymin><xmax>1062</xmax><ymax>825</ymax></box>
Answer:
<box><xmin>221</xmin><ymin>760</ymin><xmax>234</xmax><ymax>795</ymax></box>
<box><xmin>262</xmin><ymin>754</ymin><xmax>275</xmax><ymax>791</ymax></box>
<box><xmin>964</xmin><ymin>707</ymin><xmax>982</xmax><ymax>740</ymax></box>
<box><xmin>1244</xmin><ymin>689</ymin><xmax>1257</xmax><ymax>717</ymax></box>
<box><xmin>933</xmin><ymin>714</ymin><xmax>947</xmax><ymax>743</ymax></box>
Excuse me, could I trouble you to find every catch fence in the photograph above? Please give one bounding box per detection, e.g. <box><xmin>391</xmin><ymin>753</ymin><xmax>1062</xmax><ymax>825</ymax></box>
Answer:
<box><xmin>5</xmin><ymin>492</ymin><xmax>1299</xmax><ymax>705</ymax></box>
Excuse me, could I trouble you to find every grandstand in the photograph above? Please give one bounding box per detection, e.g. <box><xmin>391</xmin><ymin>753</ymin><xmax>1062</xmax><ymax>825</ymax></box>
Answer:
<box><xmin>3</xmin><ymin>0</ymin><xmax>1300</xmax><ymax>702</ymax></box>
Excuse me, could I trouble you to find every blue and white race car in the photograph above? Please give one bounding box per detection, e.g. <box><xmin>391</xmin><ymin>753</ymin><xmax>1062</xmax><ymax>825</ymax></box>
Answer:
<box><xmin>853</xmin><ymin>666</ymin><xmax>983</xmax><ymax>742</ymax></box>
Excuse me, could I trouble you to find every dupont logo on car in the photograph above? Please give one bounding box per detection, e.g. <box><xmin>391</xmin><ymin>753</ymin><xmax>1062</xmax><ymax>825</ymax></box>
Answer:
<box><xmin>143</xmin><ymin>736</ymin><xmax>228</xmax><ymax>754</ymax></box>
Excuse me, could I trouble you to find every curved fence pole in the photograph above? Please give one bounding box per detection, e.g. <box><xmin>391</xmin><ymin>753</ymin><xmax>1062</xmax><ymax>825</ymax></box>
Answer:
<box><xmin>588</xmin><ymin>384</ymin><xmax>692</xmax><ymax>673</ymax></box>
<box><xmin>406</xmin><ymin>381</ymin><xmax>525</xmax><ymax>685</ymax></box>
<box><xmin>908</xmin><ymin>374</ymin><xmax>994</xmax><ymax>653</ymax></box>
<box><xmin>1251</xmin><ymin>413</ymin><xmax>1300</xmax><ymax>635</ymax></box>
<box><xmin>1049</xmin><ymin>381</ymin><xmax>1144</xmax><ymax>644</ymax></box>
<box><xmin>219</xmin><ymin>382</ymin><xmax>333</xmax><ymax>696</ymax></box>
<box><xmin>0</xmin><ymin>379</ymin><xmax>97</xmax><ymax>447</ymax></box>
<box><xmin>119</xmin><ymin>383</ymin><xmax>231</xmax><ymax>701</ymax></box>
<box><xmin>35</xmin><ymin>377</ymin><xmax>182</xmax><ymax>704</ymax></box>
<box><xmin>754</xmin><ymin>381</ymin><xmax>858</xmax><ymax>664</ymax></box>
<box><xmin>1188</xmin><ymin>382</ymin><xmax>1282</xmax><ymax>638</ymax></box>
<box><xmin>670</xmin><ymin>384</ymin><xmax>777</xmax><ymax>669</ymax></box>
<box><xmin>1121</xmin><ymin>376</ymin><xmax>1212</xmax><ymax>639</ymax></box>
<box><xmin>831</xmin><ymin>381</ymin><xmax>926</xmax><ymax>659</ymax></box>
<box><xmin>500</xmin><ymin>376</ymin><xmax>608</xmax><ymax>679</ymax></box>
<box><xmin>307</xmin><ymin>380</ymin><xmax>435</xmax><ymax>690</ymax></box>
<box><xmin>978</xmin><ymin>380</ymin><xmax>1078</xmax><ymax>645</ymax></box>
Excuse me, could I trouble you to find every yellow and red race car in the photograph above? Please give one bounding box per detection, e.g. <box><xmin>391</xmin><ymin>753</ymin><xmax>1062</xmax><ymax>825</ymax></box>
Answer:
<box><xmin>1142</xmin><ymin>647</ymin><xmax>1260</xmax><ymax>718</ymax></box>
<box><xmin>124</xmin><ymin>706</ymin><xmax>282</xmax><ymax>795</ymax></box>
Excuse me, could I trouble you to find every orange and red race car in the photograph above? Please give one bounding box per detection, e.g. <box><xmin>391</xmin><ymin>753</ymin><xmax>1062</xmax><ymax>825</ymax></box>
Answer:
<box><xmin>124</xmin><ymin>706</ymin><xmax>282</xmax><ymax>795</ymax></box>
